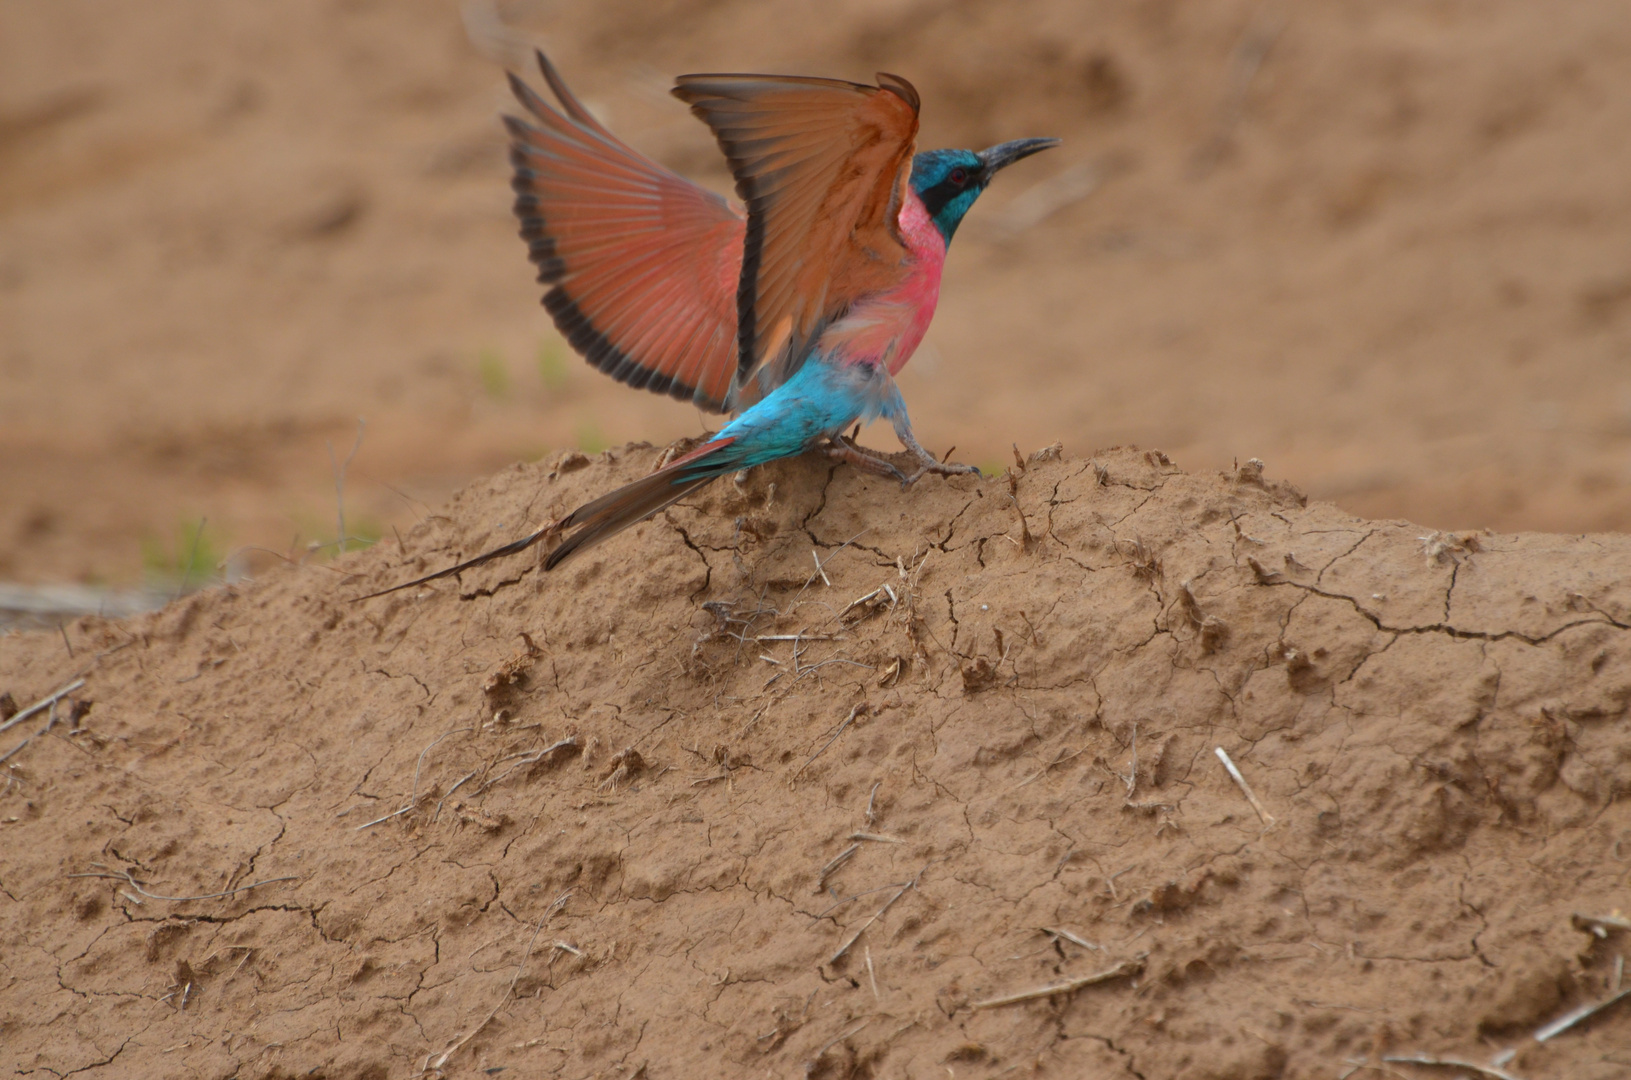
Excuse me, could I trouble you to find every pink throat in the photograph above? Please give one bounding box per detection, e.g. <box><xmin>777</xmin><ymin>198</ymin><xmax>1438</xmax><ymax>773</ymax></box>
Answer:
<box><xmin>820</xmin><ymin>189</ymin><xmax>948</xmax><ymax>376</ymax></box>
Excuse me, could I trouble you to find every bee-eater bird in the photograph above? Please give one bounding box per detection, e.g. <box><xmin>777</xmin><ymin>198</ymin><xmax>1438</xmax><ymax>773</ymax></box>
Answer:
<box><xmin>362</xmin><ymin>52</ymin><xmax>1056</xmax><ymax>597</ymax></box>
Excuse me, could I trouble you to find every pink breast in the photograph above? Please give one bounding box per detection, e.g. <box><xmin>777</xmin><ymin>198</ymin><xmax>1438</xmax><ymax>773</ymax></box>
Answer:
<box><xmin>818</xmin><ymin>190</ymin><xmax>948</xmax><ymax>375</ymax></box>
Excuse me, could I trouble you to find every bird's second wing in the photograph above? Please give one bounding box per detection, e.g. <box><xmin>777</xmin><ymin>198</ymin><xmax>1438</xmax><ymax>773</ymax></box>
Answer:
<box><xmin>672</xmin><ymin>72</ymin><xmax>920</xmax><ymax>397</ymax></box>
<box><xmin>506</xmin><ymin>52</ymin><xmax>745</xmax><ymax>413</ymax></box>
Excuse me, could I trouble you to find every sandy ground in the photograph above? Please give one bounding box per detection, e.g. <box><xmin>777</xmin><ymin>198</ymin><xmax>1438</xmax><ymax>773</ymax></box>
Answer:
<box><xmin>1</xmin><ymin>447</ymin><xmax>1628</xmax><ymax>1078</ymax></box>
<box><xmin>4</xmin><ymin>7</ymin><xmax>1631</xmax><ymax>1072</ymax></box>
<box><xmin>3</xmin><ymin>0</ymin><xmax>1631</xmax><ymax>591</ymax></box>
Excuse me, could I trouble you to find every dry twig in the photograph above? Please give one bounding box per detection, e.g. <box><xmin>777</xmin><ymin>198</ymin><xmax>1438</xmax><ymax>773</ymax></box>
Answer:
<box><xmin>67</xmin><ymin>865</ymin><xmax>298</xmax><ymax>902</ymax></box>
<box><xmin>828</xmin><ymin>865</ymin><xmax>927</xmax><ymax>965</ymax></box>
<box><xmin>0</xmin><ymin>678</ymin><xmax>85</xmax><ymax>737</ymax></box>
<box><xmin>1215</xmin><ymin>746</ymin><xmax>1275</xmax><ymax>825</ymax></box>
<box><xmin>1041</xmin><ymin>927</ymin><xmax>1100</xmax><ymax>951</ymax></box>
<box><xmin>815</xmin><ymin>844</ymin><xmax>859</xmax><ymax>893</ymax></box>
<box><xmin>970</xmin><ymin>957</ymin><xmax>1144</xmax><ymax>1009</ymax></box>
<box><xmin>425</xmin><ymin>890</ymin><xmax>571</xmax><ymax>1073</ymax></box>
<box><xmin>1533</xmin><ymin>984</ymin><xmax>1631</xmax><ymax>1043</ymax></box>
<box><xmin>792</xmin><ymin>703</ymin><xmax>870</xmax><ymax>782</ymax></box>
<box><xmin>1381</xmin><ymin>1053</ymin><xmax>1526</xmax><ymax>1080</ymax></box>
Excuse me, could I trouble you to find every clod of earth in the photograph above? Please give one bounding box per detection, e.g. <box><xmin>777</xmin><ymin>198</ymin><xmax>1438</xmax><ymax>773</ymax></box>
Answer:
<box><xmin>1</xmin><ymin>446</ymin><xmax>1628</xmax><ymax>1079</ymax></box>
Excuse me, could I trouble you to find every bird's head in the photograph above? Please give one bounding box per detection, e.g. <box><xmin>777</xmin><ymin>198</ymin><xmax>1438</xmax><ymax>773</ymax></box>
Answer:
<box><xmin>910</xmin><ymin>138</ymin><xmax>1060</xmax><ymax>243</ymax></box>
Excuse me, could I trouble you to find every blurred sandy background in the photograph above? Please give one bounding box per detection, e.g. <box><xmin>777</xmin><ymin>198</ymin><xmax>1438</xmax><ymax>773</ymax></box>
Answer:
<box><xmin>2</xmin><ymin>0</ymin><xmax>1628</xmax><ymax>589</ymax></box>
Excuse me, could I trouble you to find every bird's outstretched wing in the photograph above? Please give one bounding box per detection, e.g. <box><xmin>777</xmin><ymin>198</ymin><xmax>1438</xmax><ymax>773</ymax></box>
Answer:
<box><xmin>672</xmin><ymin>72</ymin><xmax>921</xmax><ymax>398</ymax></box>
<box><xmin>505</xmin><ymin>52</ymin><xmax>745</xmax><ymax>412</ymax></box>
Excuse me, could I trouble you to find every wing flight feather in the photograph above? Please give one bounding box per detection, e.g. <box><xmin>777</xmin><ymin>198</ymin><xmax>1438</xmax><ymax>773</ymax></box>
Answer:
<box><xmin>671</xmin><ymin>73</ymin><xmax>920</xmax><ymax>392</ymax></box>
<box><xmin>506</xmin><ymin>52</ymin><xmax>744</xmax><ymax>412</ymax></box>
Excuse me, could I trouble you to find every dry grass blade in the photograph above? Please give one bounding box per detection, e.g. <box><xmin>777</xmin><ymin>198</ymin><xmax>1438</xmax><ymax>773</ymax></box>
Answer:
<box><xmin>792</xmin><ymin>703</ymin><xmax>870</xmax><ymax>782</ymax></box>
<box><xmin>816</xmin><ymin>844</ymin><xmax>859</xmax><ymax>893</ymax></box>
<box><xmin>828</xmin><ymin>865</ymin><xmax>929</xmax><ymax>966</ymax></box>
<box><xmin>476</xmin><ymin>735</ymin><xmax>578</xmax><ymax>795</ymax></box>
<box><xmin>1041</xmin><ymin>927</ymin><xmax>1099</xmax><ymax>951</ymax></box>
<box><xmin>1532</xmin><ymin>984</ymin><xmax>1631</xmax><ymax>1042</ymax></box>
<box><xmin>356</xmin><ymin>726</ymin><xmax>474</xmax><ymax>828</ymax></box>
<box><xmin>1381</xmin><ymin>1053</ymin><xmax>1527</xmax><ymax>1080</ymax></box>
<box><xmin>970</xmin><ymin>957</ymin><xmax>1143</xmax><ymax>1009</ymax></box>
<box><xmin>1215</xmin><ymin>746</ymin><xmax>1275</xmax><ymax>825</ymax></box>
<box><xmin>67</xmin><ymin>866</ymin><xmax>298</xmax><ymax>902</ymax></box>
<box><xmin>425</xmin><ymin>890</ymin><xmax>571</xmax><ymax>1073</ymax></box>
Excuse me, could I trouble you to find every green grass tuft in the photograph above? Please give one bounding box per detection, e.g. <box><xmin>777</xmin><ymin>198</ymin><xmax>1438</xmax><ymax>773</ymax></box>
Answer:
<box><xmin>142</xmin><ymin>518</ymin><xmax>227</xmax><ymax>592</ymax></box>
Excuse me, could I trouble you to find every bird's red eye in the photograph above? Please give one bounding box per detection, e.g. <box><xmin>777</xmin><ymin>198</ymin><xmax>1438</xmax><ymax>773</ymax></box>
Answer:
<box><xmin>949</xmin><ymin>167</ymin><xmax>968</xmax><ymax>185</ymax></box>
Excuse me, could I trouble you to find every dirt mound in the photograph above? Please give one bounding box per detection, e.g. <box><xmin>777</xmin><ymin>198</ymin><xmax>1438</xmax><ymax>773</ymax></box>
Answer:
<box><xmin>2</xmin><ymin>446</ymin><xmax>1628</xmax><ymax>1079</ymax></box>
<box><xmin>8</xmin><ymin>1</ymin><xmax>1631</xmax><ymax>586</ymax></box>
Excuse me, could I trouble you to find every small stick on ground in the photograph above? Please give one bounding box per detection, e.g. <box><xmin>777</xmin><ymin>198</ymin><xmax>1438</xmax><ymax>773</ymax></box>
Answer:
<box><xmin>476</xmin><ymin>735</ymin><xmax>578</xmax><ymax>795</ymax></box>
<box><xmin>1105</xmin><ymin>864</ymin><xmax>1136</xmax><ymax>901</ymax></box>
<box><xmin>850</xmin><ymin>832</ymin><xmax>904</xmax><ymax>844</ymax></box>
<box><xmin>67</xmin><ymin>866</ymin><xmax>298</xmax><ymax>903</ymax></box>
<box><xmin>0</xmin><ymin>678</ymin><xmax>86</xmax><ymax>737</ymax></box>
<box><xmin>1572</xmin><ymin>912</ymin><xmax>1631</xmax><ymax>936</ymax></box>
<box><xmin>1215</xmin><ymin>746</ymin><xmax>1275</xmax><ymax>826</ymax></box>
<box><xmin>1533</xmin><ymin>984</ymin><xmax>1631</xmax><ymax>1042</ymax></box>
<box><xmin>432</xmin><ymin>771</ymin><xmax>480</xmax><ymax>823</ymax></box>
<box><xmin>1381</xmin><ymin>1053</ymin><xmax>1527</xmax><ymax>1080</ymax></box>
<box><xmin>816</xmin><ymin>844</ymin><xmax>859</xmax><ymax>893</ymax></box>
<box><xmin>426</xmin><ymin>890</ymin><xmax>571</xmax><ymax>1073</ymax></box>
<box><xmin>865</xmin><ymin>781</ymin><xmax>880</xmax><ymax>826</ymax></box>
<box><xmin>794</xmin><ymin>530</ymin><xmax>866</xmax><ymax>603</ymax></box>
<box><xmin>1041</xmin><ymin>927</ymin><xmax>1099</xmax><ymax>951</ymax></box>
<box><xmin>812</xmin><ymin>550</ymin><xmax>831</xmax><ymax>587</ymax></box>
<box><xmin>970</xmin><ymin>956</ymin><xmax>1144</xmax><ymax>1009</ymax></box>
<box><xmin>814</xmin><ymin>881</ymin><xmax>916</xmax><ymax>920</ymax></box>
<box><xmin>792</xmin><ymin>703</ymin><xmax>870</xmax><ymax>782</ymax></box>
<box><xmin>355</xmin><ymin>805</ymin><xmax>414</xmax><ymax>830</ymax></box>
<box><xmin>828</xmin><ymin>865</ymin><xmax>927</xmax><ymax>966</ymax></box>
<box><xmin>0</xmin><ymin>699</ymin><xmax>62</xmax><ymax>766</ymax></box>
<box><xmin>359</xmin><ymin>726</ymin><xmax>476</xmax><ymax>829</ymax></box>
<box><xmin>865</xmin><ymin>946</ymin><xmax>880</xmax><ymax>1000</ymax></box>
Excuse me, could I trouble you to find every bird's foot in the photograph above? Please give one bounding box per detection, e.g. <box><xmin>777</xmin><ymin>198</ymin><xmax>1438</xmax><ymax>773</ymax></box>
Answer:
<box><xmin>899</xmin><ymin>435</ymin><xmax>981</xmax><ymax>486</ymax></box>
<box><xmin>823</xmin><ymin>437</ymin><xmax>908</xmax><ymax>483</ymax></box>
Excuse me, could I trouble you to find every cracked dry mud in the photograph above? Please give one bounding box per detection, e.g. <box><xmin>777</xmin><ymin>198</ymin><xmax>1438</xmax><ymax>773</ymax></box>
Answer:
<box><xmin>2</xmin><ymin>446</ymin><xmax>1628</xmax><ymax>1079</ymax></box>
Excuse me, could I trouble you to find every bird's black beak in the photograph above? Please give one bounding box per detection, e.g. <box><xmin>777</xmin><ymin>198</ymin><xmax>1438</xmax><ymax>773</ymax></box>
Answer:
<box><xmin>977</xmin><ymin>137</ymin><xmax>1061</xmax><ymax>178</ymax></box>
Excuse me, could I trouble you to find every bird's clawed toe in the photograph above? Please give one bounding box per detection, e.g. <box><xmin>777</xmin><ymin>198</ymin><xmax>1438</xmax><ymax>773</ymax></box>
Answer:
<box><xmin>823</xmin><ymin>437</ymin><xmax>909</xmax><ymax>483</ymax></box>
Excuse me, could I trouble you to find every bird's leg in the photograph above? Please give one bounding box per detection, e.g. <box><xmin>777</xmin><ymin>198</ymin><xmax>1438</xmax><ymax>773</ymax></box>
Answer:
<box><xmin>890</xmin><ymin>413</ymin><xmax>981</xmax><ymax>485</ymax></box>
<box><xmin>823</xmin><ymin>435</ymin><xmax>907</xmax><ymax>483</ymax></box>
